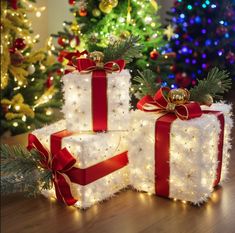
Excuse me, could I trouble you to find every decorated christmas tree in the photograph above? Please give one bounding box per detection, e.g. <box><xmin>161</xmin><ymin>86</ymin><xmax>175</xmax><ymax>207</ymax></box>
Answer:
<box><xmin>52</xmin><ymin>0</ymin><xmax>176</xmax><ymax>92</ymax></box>
<box><xmin>166</xmin><ymin>0</ymin><xmax>235</xmax><ymax>88</ymax></box>
<box><xmin>0</xmin><ymin>0</ymin><xmax>62</xmax><ymax>136</ymax></box>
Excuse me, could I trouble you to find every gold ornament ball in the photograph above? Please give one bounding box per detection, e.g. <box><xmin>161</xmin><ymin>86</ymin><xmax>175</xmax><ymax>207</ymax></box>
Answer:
<box><xmin>70</xmin><ymin>23</ymin><xmax>80</xmax><ymax>33</ymax></box>
<box><xmin>92</xmin><ymin>8</ymin><xmax>101</xmax><ymax>17</ymax></box>
<box><xmin>110</xmin><ymin>0</ymin><xmax>118</xmax><ymax>7</ymax></box>
<box><xmin>201</xmin><ymin>94</ymin><xmax>213</xmax><ymax>106</ymax></box>
<box><xmin>99</xmin><ymin>1</ymin><xmax>113</xmax><ymax>14</ymax></box>
<box><xmin>168</xmin><ymin>88</ymin><xmax>190</xmax><ymax>105</ymax></box>
<box><xmin>88</xmin><ymin>51</ymin><xmax>104</xmax><ymax>63</ymax></box>
<box><xmin>120</xmin><ymin>30</ymin><xmax>130</xmax><ymax>39</ymax></box>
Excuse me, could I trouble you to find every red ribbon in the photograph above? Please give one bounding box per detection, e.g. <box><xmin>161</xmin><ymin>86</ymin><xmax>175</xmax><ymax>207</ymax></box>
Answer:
<box><xmin>28</xmin><ymin>130</ymin><xmax>128</xmax><ymax>205</ymax></box>
<box><xmin>137</xmin><ymin>87</ymin><xmax>202</xmax><ymax>120</ymax></box>
<box><xmin>75</xmin><ymin>58</ymin><xmax>125</xmax><ymax>131</ymax></box>
<box><xmin>154</xmin><ymin>111</ymin><xmax>225</xmax><ymax>197</ymax></box>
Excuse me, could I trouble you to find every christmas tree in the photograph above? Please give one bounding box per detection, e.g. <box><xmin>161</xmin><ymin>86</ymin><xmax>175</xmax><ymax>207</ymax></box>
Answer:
<box><xmin>166</xmin><ymin>0</ymin><xmax>235</xmax><ymax>88</ymax></box>
<box><xmin>52</xmin><ymin>0</ymin><xmax>175</xmax><ymax>93</ymax></box>
<box><xmin>0</xmin><ymin>0</ymin><xmax>62</xmax><ymax>136</ymax></box>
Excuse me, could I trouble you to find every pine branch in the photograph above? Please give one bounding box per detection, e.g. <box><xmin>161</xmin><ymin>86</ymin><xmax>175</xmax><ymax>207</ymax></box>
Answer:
<box><xmin>103</xmin><ymin>35</ymin><xmax>143</xmax><ymax>63</ymax></box>
<box><xmin>1</xmin><ymin>144</ymin><xmax>52</xmax><ymax>196</ymax></box>
<box><xmin>132</xmin><ymin>69</ymin><xmax>161</xmax><ymax>99</ymax></box>
<box><xmin>190</xmin><ymin>67</ymin><xmax>232</xmax><ymax>103</ymax></box>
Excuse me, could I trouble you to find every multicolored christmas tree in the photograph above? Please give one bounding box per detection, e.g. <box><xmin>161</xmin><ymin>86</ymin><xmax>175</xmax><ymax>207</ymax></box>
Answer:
<box><xmin>166</xmin><ymin>0</ymin><xmax>235</xmax><ymax>88</ymax></box>
<box><xmin>52</xmin><ymin>0</ymin><xmax>175</xmax><ymax>92</ymax></box>
<box><xmin>0</xmin><ymin>0</ymin><xmax>62</xmax><ymax>136</ymax></box>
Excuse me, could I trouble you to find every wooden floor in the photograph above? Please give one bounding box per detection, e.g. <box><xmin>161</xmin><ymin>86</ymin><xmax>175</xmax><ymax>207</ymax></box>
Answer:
<box><xmin>1</xmin><ymin>99</ymin><xmax>235</xmax><ymax>233</ymax></box>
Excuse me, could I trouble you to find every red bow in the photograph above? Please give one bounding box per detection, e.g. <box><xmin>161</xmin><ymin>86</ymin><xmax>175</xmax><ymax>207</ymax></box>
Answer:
<box><xmin>76</xmin><ymin>58</ymin><xmax>125</xmax><ymax>73</ymax></box>
<box><xmin>137</xmin><ymin>87</ymin><xmax>202</xmax><ymax>120</ymax></box>
<box><xmin>58</xmin><ymin>50</ymin><xmax>88</xmax><ymax>65</ymax></box>
<box><xmin>27</xmin><ymin>133</ymin><xmax>78</xmax><ymax>206</ymax></box>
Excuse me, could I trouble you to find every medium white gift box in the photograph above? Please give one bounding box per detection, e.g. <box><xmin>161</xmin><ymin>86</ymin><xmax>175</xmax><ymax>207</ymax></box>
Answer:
<box><xmin>128</xmin><ymin>103</ymin><xmax>232</xmax><ymax>205</ymax></box>
<box><xmin>62</xmin><ymin>69</ymin><xmax>131</xmax><ymax>132</ymax></box>
<box><xmin>28</xmin><ymin>120</ymin><xmax>129</xmax><ymax>209</ymax></box>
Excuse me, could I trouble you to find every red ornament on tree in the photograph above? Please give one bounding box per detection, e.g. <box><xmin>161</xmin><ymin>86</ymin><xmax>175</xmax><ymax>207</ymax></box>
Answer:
<box><xmin>79</xmin><ymin>8</ymin><xmax>88</xmax><ymax>17</ymax></box>
<box><xmin>216</xmin><ymin>26</ymin><xmax>228</xmax><ymax>36</ymax></box>
<box><xmin>46</xmin><ymin>75</ymin><xmax>54</xmax><ymax>88</ymax></box>
<box><xmin>226</xmin><ymin>51</ymin><xmax>235</xmax><ymax>64</ymax></box>
<box><xmin>68</xmin><ymin>0</ymin><xmax>76</xmax><ymax>5</ymax></box>
<box><xmin>175</xmin><ymin>72</ymin><xmax>191</xmax><ymax>88</ymax></box>
<box><xmin>156</xmin><ymin>76</ymin><xmax>162</xmax><ymax>83</ymax></box>
<box><xmin>150</xmin><ymin>49</ymin><xmax>159</xmax><ymax>60</ymax></box>
<box><xmin>226</xmin><ymin>9</ymin><xmax>235</xmax><ymax>18</ymax></box>
<box><xmin>10</xmin><ymin>50</ymin><xmax>24</xmax><ymax>66</ymax></box>
<box><xmin>170</xmin><ymin>64</ymin><xmax>177</xmax><ymax>73</ymax></box>
<box><xmin>69</xmin><ymin>36</ymin><xmax>80</xmax><ymax>48</ymax></box>
<box><xmin>57</xmin><ymin>37</ymin><xmax>66</xmax><ymax>46</ymax></box>
<box><xmin>13</xmin><ymin>38</ymin><xmax>26</xmax><ymax>50</ymax></box>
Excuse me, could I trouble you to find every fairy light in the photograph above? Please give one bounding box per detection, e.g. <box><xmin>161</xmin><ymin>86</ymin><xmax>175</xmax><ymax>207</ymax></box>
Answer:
<box><xmin>35</xmin><ymin>11</ymin><xmax>41</xmax><ymax>17</ymax></box>
<box><xmin>46</xmin><ymin>109</ymin><xmax>52</xmax><ymax>116</ymax></box>
<box><xmin>13</xmin><ymin>122</ymin><xmax>18</xmax><ymax>127</ymax></box>
<box><xmin>15</xmin><ymin>105</ymin><xmax>20</xmax><ymax>111</ymax></box>
<box><xmin>22</xmin><ymin>115</ymin><xmax>27</xmax><ymax>122</ymax></box>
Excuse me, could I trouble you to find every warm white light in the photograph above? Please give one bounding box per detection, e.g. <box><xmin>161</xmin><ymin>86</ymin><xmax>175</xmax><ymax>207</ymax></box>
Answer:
<box><xmin>36</xmin><ymin>11</ymin><xmax>41</xmax><ymax>17</ymax></box>
<box><xmin>22</xmin><ymin>115</ymin><xmax>27</xmax><ymax>122</ymax></box>
<box><xmin>15</xmin><ymin>105</ymin><xmax>20</xmax><ymax>111</ymax></box>
<box><xmin>13</xmin><ymin>122</ymin><xmax>18</xmax><ymax>127</ymax></box>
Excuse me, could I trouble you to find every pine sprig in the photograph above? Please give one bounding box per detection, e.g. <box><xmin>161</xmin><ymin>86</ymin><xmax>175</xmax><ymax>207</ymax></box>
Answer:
<box><xmin>103</xmin><ymin>35</ymin><xmax>143</xmax><ymax>63</ymax></box>
<box><xmin>132</xmin><ymin>69</ymin><xmax>161</xmax><ymax>98</ymax></box>
<box><xmin>190</xmin><ymin>67</ymin><xmax>232</xmax><ymax>102</ymax></box>
<box><xmin>1</xmin><ymin>144</ymin><xmax>52</xmax><ymax>196</ymax></box>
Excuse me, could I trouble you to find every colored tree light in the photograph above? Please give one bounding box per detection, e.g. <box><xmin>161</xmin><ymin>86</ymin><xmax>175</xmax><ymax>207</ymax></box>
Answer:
<box><xmin>167</xmin><ymin>0</ymin><xmax>235</xmax><ymax>85</ymax></box>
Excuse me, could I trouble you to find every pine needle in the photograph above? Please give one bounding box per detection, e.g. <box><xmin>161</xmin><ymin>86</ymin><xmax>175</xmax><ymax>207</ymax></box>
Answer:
<box><xmin>132</xmin><ymin>69</ymin><xmax>161</xmax><ymax>98</ymax></box>
<box><xmin>190</xmin><ymin>67</ymin><xmax>232</xmax><ymax>102</ymax></box>
<box><xmin>103</xmin><ymin>35</ymin><xmax>143</xmax><ymax>63</ymax></box>
<box><xmin>1</xmin><ymin>144</ymin><xmax>52</xmax><ymax>196</ymax></box>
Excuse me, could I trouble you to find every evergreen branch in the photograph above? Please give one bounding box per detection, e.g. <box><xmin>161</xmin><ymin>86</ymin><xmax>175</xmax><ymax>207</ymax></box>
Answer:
<box><xmin>132</xmin><ymin>69</ymin><xmax>161</xmax><ymax>98</ymax></box>
<box><xmin>190</xmin><ymin>67</ymin><xmax>232</xmax><ymax>102</ymax></box>
<box><xmin>1</xmin><ymin>144</ymin><xmax>52</xmax><ymax>196</ymax></box>
<box><xmin>103</xmin><ymin>35</ymin><xmax>143</xmax><ymax>63</ymax></box>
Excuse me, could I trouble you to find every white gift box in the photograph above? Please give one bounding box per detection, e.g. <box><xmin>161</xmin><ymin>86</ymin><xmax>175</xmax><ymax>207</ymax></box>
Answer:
<box><xmin>62</xmin><ymin>70</ymin><xmax>131</xmax><ymax>132</ymax></box>
<box><xmin>128</xmin><ymin>103</ymin><xmax>232</xmax><ymax>204</ymax></box>
<box><xmin>30</xmin><ymin>120</ymin><xmax>129</xmax><ymax>209</ymax></box>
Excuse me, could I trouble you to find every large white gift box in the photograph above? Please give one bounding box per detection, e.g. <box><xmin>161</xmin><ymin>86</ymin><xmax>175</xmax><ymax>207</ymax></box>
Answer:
<box><xmin>28</xmin><ymin>120</ymin><xmax>129</xmax><ymax>209</ymax></box>
<box><xmin>128</xmin><ymin>103</ymin><xmax>232</xmax><ymax>204</ymax></box>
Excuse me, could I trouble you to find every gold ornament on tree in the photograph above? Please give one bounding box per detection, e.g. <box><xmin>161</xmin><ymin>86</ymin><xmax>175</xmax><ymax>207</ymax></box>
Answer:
<box><xmin>120</xmin><ymin>30</ymin><xmax>130</xmax><ymax>40</ymax></box>
<box><xmin>70</xmin><ymin>22</ymin><xmax>80</xmax><ymax>34</ymax></box>
<box><xmin>99</xmin><ymin>0</ymin><xmax>118</xmax><ymax>14</ymax></box>
<box><xmin>168</xmin><ymin>88</ymin><xmax>190</xmax><ymax>105</ymax></box>
<box><xmin>92</xmin><ymin>8</ymin><xmax>101</xmax><ymax>17</ymax></box>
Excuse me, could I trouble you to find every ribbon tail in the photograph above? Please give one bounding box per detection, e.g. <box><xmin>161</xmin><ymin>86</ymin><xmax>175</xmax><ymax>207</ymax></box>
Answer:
<box><xmin>54</xmin><ymin>173</ymin><xmax>77</xmax><ymax>206</ymax></box>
